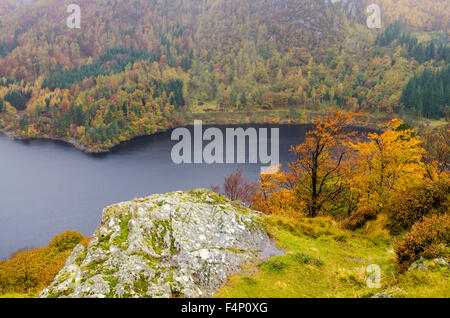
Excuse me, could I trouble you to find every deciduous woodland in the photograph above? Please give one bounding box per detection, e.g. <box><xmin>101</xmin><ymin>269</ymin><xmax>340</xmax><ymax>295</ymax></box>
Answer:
<box><xmin>0</xmin><ymin>0</ymin><xmax>448</xmax><ymax>152</ymax></box>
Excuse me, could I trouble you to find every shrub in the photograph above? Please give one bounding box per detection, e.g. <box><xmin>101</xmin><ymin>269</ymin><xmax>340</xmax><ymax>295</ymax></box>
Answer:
<box><xmin>341</xmin><ymin>206</ymin><xmax>378</xmax><ymax>231</ymax></box>
<box><xmin>394</xmin><ymin>214</ymin><xmax>450</xmax><ymax>272</ymax></box>
<box><xmin>241</xmin><ymin>277</ymin><xmax>257</xmax><ymax>285</ymax></box>
<box><xmin>293</xmin><ymin>253</ymin><xmax>323</xmax><ymax>267</ymax></box>
<box><xmin>385</xmin><ymin>179</ymin><xmax>449</xmax><ymax>235</ymax></box>
<box><xmin>48</xmin><ymin>230</ymin><xmax>86</xmax><ymax>253</ymax></box>
<box><xmin>258</xmin><ymin>259</ymin><xmax>287</xmax><ymax>273</ymax></box>
<box><xmin>0</xmin><ymin>231</ymin><xmax>87</xmax><ymax>294</ymax></box>
<box><xmin>212</xmin><ymin>167</ymin><xmax>256</xmax><ymax>206</ymax></box>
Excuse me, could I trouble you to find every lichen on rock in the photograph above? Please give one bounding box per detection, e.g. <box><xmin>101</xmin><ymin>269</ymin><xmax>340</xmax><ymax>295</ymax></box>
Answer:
<box><xmin>40</xmin><ymin>189</ymin><xmax>275</xmax><ymax>298</ymax></box>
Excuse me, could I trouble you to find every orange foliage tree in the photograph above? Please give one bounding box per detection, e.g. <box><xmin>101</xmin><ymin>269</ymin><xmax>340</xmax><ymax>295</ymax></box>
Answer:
<box><xmin>252</xmin><ymin>110</ymin><xmax>357</xmax><ymax>217</ymax></box>
<box><xmin>252</xmin><ymin>164</ymin><xmax>298</xmax><ymax>216</ymax></box>
<box><xmin>0</xmin><ymin>231</ymin><xmax>88</xmax><ymax>295</ymax></box>
<box><xmin>348</xmin><ymin>119</ymin><xmax>427</xmax><ymax>208</ymax></box>
<box><xmin>287</xmin><ymin>110</ymin><xmax>356</xmax><ymax>217</ymax></box>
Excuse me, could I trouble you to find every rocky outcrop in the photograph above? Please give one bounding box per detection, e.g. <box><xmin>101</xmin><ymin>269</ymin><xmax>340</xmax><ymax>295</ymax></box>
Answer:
<box><xmin>371</xmin><ymin>258</ymin><xmax>449</xmax><ymax>298</ymax></box>
<box><xmin>371</xmin><ymin>287</ymin><xmax>408</xmax><ymax>299</ymax></box>
<box><xmin>40</xmin><ymin>189</ymin><xmax>279</xmax><ymax>298</ymax></box>
<box><xmin>408</xmin><ymin>258</ymin><xmax>449</xmax><ymax>271</ymax></box>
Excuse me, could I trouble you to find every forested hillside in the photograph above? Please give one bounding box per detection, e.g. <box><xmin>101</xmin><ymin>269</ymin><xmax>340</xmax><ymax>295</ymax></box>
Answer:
<box><xmin>0</xmin><ymin>0</ymin><xmax>448</xmax><ymax>151</ymax></box>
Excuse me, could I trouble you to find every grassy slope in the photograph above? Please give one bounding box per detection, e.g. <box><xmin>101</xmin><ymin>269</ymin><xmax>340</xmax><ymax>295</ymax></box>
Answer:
<box><xmin>1</xmin><ymin>215</ymin><xmax>448</xmax><ymax>299</ymax></box>
<box><xmin>0</xmin><ymin>293</ymin><xmax>35</xmax><ymax>298</ymax></box>
<box><xmin>215</xmin><ymin>215</ymin><xmax>449</xmax><ymax>298</ymax></box>
<box><xmin>186</xmin><ymin>101</ymin><xmax>448</xmax><ymax>132</ymax></box>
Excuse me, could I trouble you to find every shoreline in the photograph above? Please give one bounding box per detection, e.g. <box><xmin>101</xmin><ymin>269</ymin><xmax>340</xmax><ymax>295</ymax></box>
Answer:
<box><xmin>0</xmin><ymin>115</ymin><xmax>384</xmax><ymax>154</ymax></box>
<box><xmin>0</xmin><ymin>127</ymin><xmax>99</xmax><ymax>153</ymax></box>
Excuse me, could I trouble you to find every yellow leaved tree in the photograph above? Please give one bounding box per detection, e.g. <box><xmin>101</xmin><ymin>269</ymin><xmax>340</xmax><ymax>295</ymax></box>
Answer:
<box><xmin>348</xmin><ymin>119</ymin><xmax>428</xmax><ymax>208</ymax></box>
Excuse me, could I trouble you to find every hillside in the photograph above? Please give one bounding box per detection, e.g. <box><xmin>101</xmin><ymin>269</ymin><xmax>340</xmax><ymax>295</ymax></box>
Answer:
<box><xmin>216</xmin><ymin>215</ymin><xmax>449</xmax><ymax>298</ymax></box>
<box><xmin>2</xmin><ymin>190</ymin><xmax>448</xmax><ymax>298</ymax></box>
<box><xmin>0</xmin><ymin>0</ymin><xmax>448</xmax><ymax>152</ymax></box>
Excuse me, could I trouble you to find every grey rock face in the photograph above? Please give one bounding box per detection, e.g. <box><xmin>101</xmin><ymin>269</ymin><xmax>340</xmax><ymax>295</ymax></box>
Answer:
<box><xmin>40</xmin><ymin>189</ymin><xmax>275</xmax><ymax>298</ymax></box>
<box><xmin>433</xmin><ymin>258</ymin><xmax>449</xmax><ymax>266</ymax></box>
<box><xmin>371</xmin><ymin>288</ymin><xmax>408</xmax><ymax>298</ymax></box>
<box><xmin>408</xmin><ymin>257</ymin><xmax>449</xmax><ymax>271</ymax></box>
<box><xmin>409</xmin><ymin>259</ymin><xmax>429</xmax><ymax>271</ymax></box>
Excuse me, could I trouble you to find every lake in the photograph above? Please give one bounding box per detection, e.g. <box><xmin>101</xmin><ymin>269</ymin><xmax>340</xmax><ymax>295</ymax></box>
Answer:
<box><xmin>0</xmin><ymin>124</ymin><xmax>314</xmax><ymax>259</ymax></box>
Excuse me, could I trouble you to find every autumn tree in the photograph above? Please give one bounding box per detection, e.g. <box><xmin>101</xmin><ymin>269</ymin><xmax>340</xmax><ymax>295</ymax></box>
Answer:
<box><xmin>0</xmin><ymin>231</ymin><xmax>88</xmax><ymax>295</ymax></box>
<box><xmin>251</xmin><ymin>164</ymin><xmax>299</xmax><ymax>215</ymax></box>
<box><xmin>287</xmin><ymin>110</ymin><xmax>356</xmax><ymax>217</ymax></box>
<box><xmin>212</xmin><ymin>167</ymin><xmax>256</xmax><ymax>205</ymax></box>
<box><xmin>48</xmin><ymin>230</ymin><xmax>85</xmax><ymax>253</ymax></box>
<box><xmin>348</xmin><ymin>119</ymin><xmax>427</xmax><ymax>208</ymax></box>
<box><xmin>420</xmin><ymin>124</ymin><xmax>450</xmax><ymax>173</ymax></box>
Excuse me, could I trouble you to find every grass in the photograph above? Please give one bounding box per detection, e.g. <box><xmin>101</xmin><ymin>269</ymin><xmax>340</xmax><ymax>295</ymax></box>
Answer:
<box><xmin>0</xmin><ymin>293</ymin><xmax>35</xmax><ymax>298</ymax></box>
<box><xmin>215</xmin><ymin>215</ymin><xmax>449</xmax><ymax>298</ymax></box>
<box><xmin>186</xmin><ymin>101</ymin><xmax>449</xmax><ymax>132</ymax></box>
<box><xmin>1</xmin><ymin>215</ymin><xmax>447</xmax><ymax>298</ymax></box>
<box><xmin>390</xmin><ymin>267</ymin><xmax>450</xmax><ymax>297</ymax></box>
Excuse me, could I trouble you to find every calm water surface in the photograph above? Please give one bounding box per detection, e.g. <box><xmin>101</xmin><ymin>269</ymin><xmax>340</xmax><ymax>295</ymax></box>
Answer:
<box><xmin>0</xmin><ymin>124</ymin><xmax>313</xmax><ymax>259</ymax></box>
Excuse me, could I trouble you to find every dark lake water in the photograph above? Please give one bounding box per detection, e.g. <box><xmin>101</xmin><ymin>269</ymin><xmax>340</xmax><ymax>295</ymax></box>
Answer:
<box><xmin>0</xmin><ymin>124</ymin><xmax>314</xmax><ymax>259</ymax></box>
